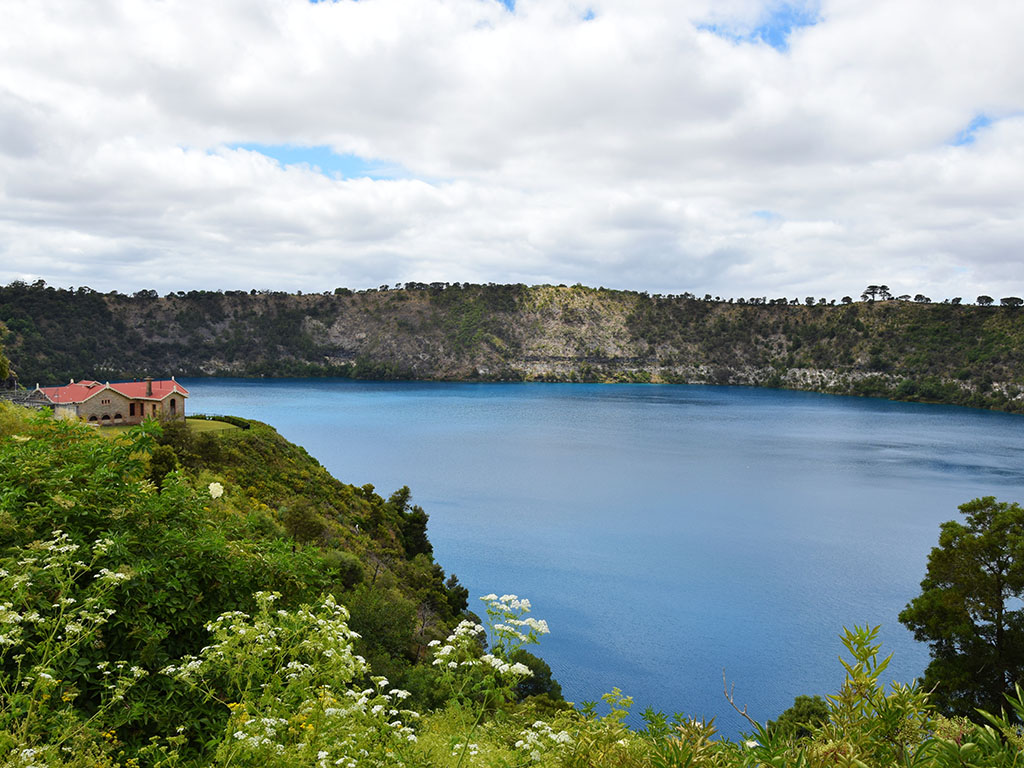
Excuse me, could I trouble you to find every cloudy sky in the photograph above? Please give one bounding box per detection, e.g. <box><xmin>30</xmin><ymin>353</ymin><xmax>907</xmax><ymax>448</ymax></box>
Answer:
<box><xmin>1</xmin><ymin>0</ymin><xmax>1022</xmax><ymax>299</ymax></box>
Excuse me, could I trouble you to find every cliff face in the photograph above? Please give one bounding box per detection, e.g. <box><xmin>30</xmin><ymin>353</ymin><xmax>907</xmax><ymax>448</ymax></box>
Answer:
<box><xmin>3</xmin><ymin>281</ymin><xmax>1024</xmax><ymax>411</ymax></box>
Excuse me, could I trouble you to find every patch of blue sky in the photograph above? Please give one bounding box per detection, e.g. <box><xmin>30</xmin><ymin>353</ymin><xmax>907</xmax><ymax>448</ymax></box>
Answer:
<box><xmin>751</xmin><ymin>210</ymin><xmax>782</xmax><ymax>221</ymax></box>
<box><xmin>497</xmin><ymin>0</ymin><xmax>515</xmax><ymax>11</ymax></box>
<box><xmin>582</xmin><ymin>8</ymin><xmax>595</xmax><ymax>21</ymax></box>
<box><xmin>229</xmin><ymin>143</ymin><xmax>407</xmax><ymax>180</ymax></box>
<box><xmin>699</xmin><ymin>2</ymin><xmax>820</xmax><ymax>52</ymax></box>
<box><xmin>951</xmin><ymin>114</ymin><xmax>992</xmax><ymax>146</ymax></box>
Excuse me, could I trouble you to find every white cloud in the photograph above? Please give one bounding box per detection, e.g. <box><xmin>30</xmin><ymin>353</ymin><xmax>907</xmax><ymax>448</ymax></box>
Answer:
<box><xmin>0</xmin><ymin>0</ymin><xmax>1022</xmax><ymax>299</ymax></box>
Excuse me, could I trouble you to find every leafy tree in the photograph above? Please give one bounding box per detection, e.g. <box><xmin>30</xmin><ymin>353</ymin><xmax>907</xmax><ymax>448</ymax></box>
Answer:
<box><xmin>899</xmin><ymin>497</ymin><xmax>1024</xmax><ymax>716</ymax></box>
<box><xmin>510</xmin><ymin>648</ymin><xmax>564</xmax><ymax>703</ymax></box>
<box><xmin>0</xmin><ymin>321</ymin><xmax>9</xmax><ymax>381</ymax></box>
<box><xmin>445</xmin><ymin>573</ymin><xmax>470</xmax><ymax>615</ymax></box>
<box><xmin>147</xmin><ymin>443</ymin><xmax>179</xmax><ymax>488</ymax></box>
<box><xmin>767</xmin><ymin>694</ymin><xmax>829</xmax><ymax>739</ymax></box>
<box><xmin>914</xmin><ymin>294</ymin><xmax>930</xmax><ymax>303</ymax></box>
<box><xmin>281</xmin><ymin>497</ymin><xmax>327</xmax><ymax>544</ymax></box>
<box><xmin>1000</xmin><ymin>296</ymin><xmax>1023</xmax><ymax>308</ymax></box>
<box><xmin>390</xmin><ymin>485</ymin><xmax>433</xmax><ymax>559</ymax></box>
<box><xmin>861</xmin><ymin>285</ymin><xmax>892</xmax><ymax>302</ymax></box>
<box><xmin>841</xmin><ymin>296</ymin><xmax>852</xmax><ymax>304</ymax></box>
<box><xmin>977</xmin><ymin>295</ymin><xmax>994</xmax><ymax>306</ymax></box>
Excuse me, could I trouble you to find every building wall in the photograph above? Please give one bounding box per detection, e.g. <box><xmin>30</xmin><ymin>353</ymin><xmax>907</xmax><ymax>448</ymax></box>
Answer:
<box><xmin>75</xmin><ymin>390</ymin><xmax>186</xmax><ymax>425</ymax></box>
<box><xmin>77</xmin><ymin>390</ymin><xmax>136</xmax><ymax>425</ymax></box>
<box><xmin>53</xmin><ymin>403</ymin><xmax>80</xmax><ymax>421</ymax></box>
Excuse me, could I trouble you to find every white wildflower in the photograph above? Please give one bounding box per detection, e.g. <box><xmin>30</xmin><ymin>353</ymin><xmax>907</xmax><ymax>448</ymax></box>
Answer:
<box><xmin>208</xmin><ymin>482</ymin><xmax>224</xmax><ymax>499</ymax></box>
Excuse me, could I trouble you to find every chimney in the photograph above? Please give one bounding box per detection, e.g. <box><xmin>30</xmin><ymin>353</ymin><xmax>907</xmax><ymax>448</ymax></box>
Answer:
<box><xmin>145</xmin><ymin>377</ymin><xmax>153</xmax><ymax>396</ymax></box>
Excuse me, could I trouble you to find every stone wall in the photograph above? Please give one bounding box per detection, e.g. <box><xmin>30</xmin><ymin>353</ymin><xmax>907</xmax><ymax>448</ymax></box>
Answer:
<box><xmin>75</xmin><ymin>390</ymin><xmax>185</xmax><ymax>425</ymax></box>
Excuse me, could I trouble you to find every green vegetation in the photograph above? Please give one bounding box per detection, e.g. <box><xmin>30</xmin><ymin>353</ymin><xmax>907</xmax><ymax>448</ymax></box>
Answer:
<box><xmin>0</xmin><ymin>321</ymin><xmax>9</xmax><ymax>381</ymax></box>
<box><xmin>3</xmin><ymin>398</ymin><xmax>1024</xmax><ymax>766</ymax></box>
<box><xmin>5</xmin><ymin>281</ymin><xmax>1024</xmax><ymax>412</ymax></box>
<box><xmin>900</xmin><ymin>497</ymin><xmax>1024</xmax><ymax>717</ymax></box>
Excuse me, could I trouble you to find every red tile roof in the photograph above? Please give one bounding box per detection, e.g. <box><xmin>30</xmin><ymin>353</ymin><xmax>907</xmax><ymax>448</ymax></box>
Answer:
<box><xmin>38</xmin><ymin>379</ymin><xmax>189</xmax><ymax>404</ymax></box>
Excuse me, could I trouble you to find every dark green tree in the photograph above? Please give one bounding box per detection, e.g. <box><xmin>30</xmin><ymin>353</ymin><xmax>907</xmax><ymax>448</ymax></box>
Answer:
<box><xmin>977</xmin><ymin>295</ymin><xmax>994</xmax><ymax>306</ymax></box>
<box><xmin>767</xmin><ymin>694</ymin><xmax>829</xmax><ymax>739</ymax></box>
<box><xmin>0</xmin><ymin>321</ymin><xmax>9</xmax><ymax>381</ymax></box>
<box><xmin>899</xmin><ymin>497</ymin><xmax>1024</xmax><ymax>717</ymax></box>
<box><xmin>510</xmin><ymin>649</ymin><xmax>564</xmax><ymax>703</ymax></box>
<box><xmin>147</xmin><ymin>443</ymin><xmax>179</xmax><ymax>488</ymax></box>
<box><xmin>281</xmin><ymin>497</ymin><xmax>327</xmax><ymax>544</ymax></box>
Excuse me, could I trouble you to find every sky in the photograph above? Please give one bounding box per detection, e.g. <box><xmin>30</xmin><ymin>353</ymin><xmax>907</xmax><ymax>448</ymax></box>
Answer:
<box><xmin>1</xmin><ymin>0</ymin><xmax>1022</xmax><ymax>300</ymax></box>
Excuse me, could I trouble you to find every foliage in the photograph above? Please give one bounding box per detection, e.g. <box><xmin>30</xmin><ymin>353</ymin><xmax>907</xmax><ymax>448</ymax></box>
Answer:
<box><xmin>0</xmin><ymin>531</ymin><xmax>148</xmax><ymax>766</ymax></box>
<box><xmin>766</xmin><ymin>694</ymin><xmax>828</xmax><ymax>739</ymax></box>
<box><xmin>7</xmin><ymin>401</ymin><xmax>1024</xmax><ymax>766</ymax></box>
<box><xmin>0</xmin><ymin>407</ymin><xmax>474</xmax><ymax>763</ymax></box>
<box><xmin>900</xmin><ymin>496</ymin><xmax>1024</xmax><ymax>716</ymax></box>
<box><xmin>163</xmin><ymin>591</ymin><xmax>420</xmax><ymax>767</ymax></box>
<box><xmin>0</xmin><ymin>321</ymin><xmax>9</xmax><ymax>381</ymax></box>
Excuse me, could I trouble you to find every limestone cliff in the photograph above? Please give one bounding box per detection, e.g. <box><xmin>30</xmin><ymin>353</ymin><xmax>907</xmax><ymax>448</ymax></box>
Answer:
<box><xmin>3</xmin><ymin>281</ymin><xmax>1023</xmax><ymax>412</ymax></box>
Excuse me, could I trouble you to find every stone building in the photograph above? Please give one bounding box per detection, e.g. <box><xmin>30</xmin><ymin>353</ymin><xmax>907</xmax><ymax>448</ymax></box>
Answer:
<box><xmin>36</xmin><ymin>378</ymin><xmax>189</xmax><ymax>425</ymax></box>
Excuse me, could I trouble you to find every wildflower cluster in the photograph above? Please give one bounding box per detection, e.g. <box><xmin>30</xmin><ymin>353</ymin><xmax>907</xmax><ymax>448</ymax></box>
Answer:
<box><xmin>514</xmin><ymin>719</ymin><xmax>573</xmax><ymax>763</ymax></box>
<box><xmin>0</xmin><ymin>530</ymin><xmax>142</xmax><ymax>763</ymax></box>
<box><xmin>165</xmin><ymin>592</ymin><xmax>419</xmax><ymax>767</ymax></box>
<box><xmin>429</xmin><ymin>614</ymin><xmax>534</xmax><ymax>708</ymax></box>
<box><xmin>479</xmin><ymin>593</ymin><xmax>550</xmax><ymax>656</ymax></box>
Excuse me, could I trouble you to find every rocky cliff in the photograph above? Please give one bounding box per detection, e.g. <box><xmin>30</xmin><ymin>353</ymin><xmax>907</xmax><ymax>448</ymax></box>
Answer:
<box><xmin>3</xmin><ymin>281</ymin><xmax>1024</xmax><ymax>412</ymax></box>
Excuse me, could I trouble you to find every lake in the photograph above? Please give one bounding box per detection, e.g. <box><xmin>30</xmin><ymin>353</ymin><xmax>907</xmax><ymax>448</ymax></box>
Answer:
<box><xmin>180</xmin><ymin>379</ymin><xmax>1024</xmax><ymax>733</ymax></box>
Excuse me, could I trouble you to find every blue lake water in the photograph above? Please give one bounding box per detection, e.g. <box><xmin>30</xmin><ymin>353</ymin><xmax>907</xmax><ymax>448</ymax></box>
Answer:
<box><xmin>180</xmin><ymin>379</ymin><xmax>1024</xmax><ymax>733</ymax></box>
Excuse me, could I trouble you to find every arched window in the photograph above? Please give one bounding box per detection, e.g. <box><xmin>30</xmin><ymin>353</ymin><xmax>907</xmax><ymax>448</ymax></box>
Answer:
<box><xmin>88</xmin><ymin>415</ymin><xmax>98</xmax><ymax>422</ymax></box>
<box><xmin>101</xmin><ymin>414</ymin><xmax>111</xmax><ymax>422</ymax></box>
<box><xmin>114</xmin><ymin>413</ymin><xmax>123</xmax><ymax>423</ymax></box>
<box><xmin>170</xmin><ymin>398</ymin><xmax>177</xmax><ymax>415</ymax></box>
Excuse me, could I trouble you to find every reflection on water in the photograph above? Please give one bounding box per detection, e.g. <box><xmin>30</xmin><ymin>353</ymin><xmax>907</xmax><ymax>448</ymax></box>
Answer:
<box><xmin>182</xmin><ymin>379</ymin><xmax>1024</xmax><ymax>733</ymax></box>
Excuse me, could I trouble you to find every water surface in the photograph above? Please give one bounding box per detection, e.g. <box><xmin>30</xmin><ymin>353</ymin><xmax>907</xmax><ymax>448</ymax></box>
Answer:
<box><xmin>181</xmin><ymin>379</ymin><xmax>1024</xmax><ymax>733</ymax></box>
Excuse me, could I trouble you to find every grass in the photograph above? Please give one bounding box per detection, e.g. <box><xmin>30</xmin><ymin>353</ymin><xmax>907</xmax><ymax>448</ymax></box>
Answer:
<box><xmin>186</xmin><ymin>417</ymin><xmax>239</xmax><ymax>433</ymax></box>
<box><xmin>89</xmin><ymin>417</ymin><xmax>239</xmax><ymax>438</ymax></box>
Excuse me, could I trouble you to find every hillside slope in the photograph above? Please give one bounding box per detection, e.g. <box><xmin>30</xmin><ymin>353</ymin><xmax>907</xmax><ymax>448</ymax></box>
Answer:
<box><xmin>3</xmin><ymin>281</ymin><xmax>1024</xmax><ymax>411</ymax></box>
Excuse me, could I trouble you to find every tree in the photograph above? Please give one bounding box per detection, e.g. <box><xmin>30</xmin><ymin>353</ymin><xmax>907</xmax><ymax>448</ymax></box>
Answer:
<box><xmin>767</xmin><ymin>694</ymin><xmax>829</xmax><ymax>739</ymax></box>
<box><xmin>0</xmin><ymin>321</ymin><xmax>9</xmax><ymax>381</ymax></box>
<box><xmin>899</xmin><ymin>497</ymin><xmax>1024</xmax><ymax>716</ymax></box>
<box><xmin>977</xmin><ymin>295</ymin><xmax>994</xmax><ymax>306</ymax></box>
<box><xmin>1000</xmin><ymin>297</ymin><xmax>1023</xmax><ymax>308</ymax></box>
<box><xmin>841</xmin><ymin>296</ymin><xmax>852</xmax><ymax>304</ymax></box>
<box><xmin>861</xmin><ymin>286</ymin><xmax>880</xmax><ymax>302</ymax></box>
<box><xmin>861</xmin><ymin>285</ymin><xmax>892</xmax><ymax>302</ymax></box>
<box><xmin>914</xmin><ymin>294</ymin><xmax>931</xmax><ymax>303</ymax></box>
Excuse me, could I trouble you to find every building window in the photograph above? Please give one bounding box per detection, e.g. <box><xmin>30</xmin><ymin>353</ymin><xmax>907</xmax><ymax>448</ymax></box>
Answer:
<box><xmin>129</xmin><ymin>403</ymin><xmax>135</xmax><ymax>417</ymax></box>
<box><xmin>170</xmin><ymin>398</ymin><xmax>176</xmax><ymax>415</ymax></box>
